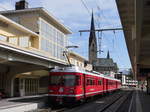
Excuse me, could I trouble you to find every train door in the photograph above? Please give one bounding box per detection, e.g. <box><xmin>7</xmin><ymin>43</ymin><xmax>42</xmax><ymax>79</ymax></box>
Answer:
<box><xmin>83</xmin><ymin>74</ymin><xmax>86</xmax><ymax>99</ymax></box>
<box><xmin>106</xmin><ymin>79</ymin><xmax>108</xmax><ymax>92</ymax></box>
<box><xmin>103</xmin><ymin>78</ymin><xmax>105</xmax><ymax>93</ymax></box>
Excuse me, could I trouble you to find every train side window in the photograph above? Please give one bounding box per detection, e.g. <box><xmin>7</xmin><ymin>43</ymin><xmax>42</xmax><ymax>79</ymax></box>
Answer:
<box><xmin>98</xmin><ymin>79</ymin><xmax>102</xmax><ymax>85</ymax></box>
<box><xmin>91</xmin><ymin>79</ymin><xmax>94</xmax><ymax>85</ymax></box>
<box><xmin>109</xmin><ymin>81</ymin><xmax>113</xmax><ymax>85</ymax></box>
<box><xmin>86</xmin><ymin>78</ymin><xmax>94</xmax><ymax>85</ymax></box>
<box><xmin>86</xmin><ymin>79</ymin><xmax>90</xmax><ymax>85</ymax></box>
<box><xmin>93</xmin><ymin>79</ymin><xmax>96</xmax><ymax>85</ymax></box>
<box><xmin>76</xmin><ymin>76</ymin><xmax>80</xmax><ymax>85</ymax></box>
<box><xmin>90</xmin><ymin>80</ymin><xmax>92</xmax><ymax>85</ymax></box>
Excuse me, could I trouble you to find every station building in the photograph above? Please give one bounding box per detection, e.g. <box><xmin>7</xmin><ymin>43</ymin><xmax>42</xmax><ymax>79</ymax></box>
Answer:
<box><xmin>68</xmin><ymin>51</ymin><xmax>93</xmax><ymax>71</ymax></box>
<box><xmin>0</xmin><ymin>0</ymin><xmax>71</xmax><ymax>97</ymax></box>
<box><xmin>122</xmin><ymin>75</ymin><xmax>138</xmax><ymax>87</ymax></box>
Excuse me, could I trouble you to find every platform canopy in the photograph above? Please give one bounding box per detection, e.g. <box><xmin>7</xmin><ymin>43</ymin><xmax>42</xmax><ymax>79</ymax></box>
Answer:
<box><xmin>116</xmin><ymin>0</ymin><xmax>150</xmax><ymax>79</ymax></box>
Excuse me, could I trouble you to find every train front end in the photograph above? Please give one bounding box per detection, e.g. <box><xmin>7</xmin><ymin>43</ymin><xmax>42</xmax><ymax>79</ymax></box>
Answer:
<box><xmin>48</xmin><ymin>67</ymin><xmax>82</xmax><ymax>104</ymax></box>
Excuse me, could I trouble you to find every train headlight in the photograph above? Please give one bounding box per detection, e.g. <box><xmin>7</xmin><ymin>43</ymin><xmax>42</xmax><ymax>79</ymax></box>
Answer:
<box><xmin>69</xmin><ymin>90</ymin><xmax>74</xmax><ymax>93</ymax></box>
<box><xmin>49</xmin><ymin>90</ymin><xmax>54</xmax><ymax>92</ymax></box>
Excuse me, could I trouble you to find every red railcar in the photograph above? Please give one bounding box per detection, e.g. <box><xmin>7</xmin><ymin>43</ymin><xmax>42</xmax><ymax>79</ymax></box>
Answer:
<box><xmin>48</xmin><ymin>66</ymin><xmax>121</xmax><ymax>104</ymax></box>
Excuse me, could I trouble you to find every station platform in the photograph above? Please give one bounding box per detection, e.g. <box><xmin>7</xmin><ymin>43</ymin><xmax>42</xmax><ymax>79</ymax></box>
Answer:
<box><xmin>0</xmin><ymin>94</ymin><xmax>48</xmax><ymax>112</ymax></box>
<box><xmin>131</xmin><ymin>88</ymin><xmax>150</xmax><ymax>112</ymax></box>
<box><xmin>137</xmin><ymin>89</ymin><xmax>150</xmax><ymax>112</ymax></box>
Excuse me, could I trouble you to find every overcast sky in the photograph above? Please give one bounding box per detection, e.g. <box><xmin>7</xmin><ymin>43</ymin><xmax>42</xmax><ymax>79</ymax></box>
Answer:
<box><xmin>0</xmin><ymin>0</ymin><xmax>131</xmax><ymax>69</ymax></box>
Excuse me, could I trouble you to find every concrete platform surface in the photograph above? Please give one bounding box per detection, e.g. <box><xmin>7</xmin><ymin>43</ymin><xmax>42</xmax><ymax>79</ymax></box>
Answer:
<box><xmin>137</xmin><ymin>90</ymin><xmax>150</xmax><ymax>112</ymax></box>
<box><xmin>0</xmin><ymin>94</ymin><xmax>48</xmax><ymax>112</ymax></box>
<box><xmin>0</xmin><ymin>100</ymin><xmax>38</xmax><ymax>112</ymax></box>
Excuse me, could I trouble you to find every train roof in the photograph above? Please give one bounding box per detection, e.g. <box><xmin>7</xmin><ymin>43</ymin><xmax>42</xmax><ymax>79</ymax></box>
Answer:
<box><xmin>51</xmin><ymin>66</ymin><xmax>121</xmax><ymax>82</ymax></box>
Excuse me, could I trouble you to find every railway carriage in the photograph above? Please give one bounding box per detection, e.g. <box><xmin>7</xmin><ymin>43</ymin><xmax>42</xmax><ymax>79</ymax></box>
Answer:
<box><xmin>48</xmin><ymin>66</ymin><xmax>121</xmax><ymax>104</ymax></box>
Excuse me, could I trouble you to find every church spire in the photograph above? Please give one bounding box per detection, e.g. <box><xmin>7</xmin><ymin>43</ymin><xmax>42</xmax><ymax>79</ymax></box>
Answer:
<box><xmin>89</xmin><ymin>12</ymin><xmax>96</xmax><ymax>46</ymax></box>
<box><xmin>89</xmin><ymin>12</ymin><xmax>97</xmax><ymax>64</ymax></box>
<box><xmin>107</xmin><ymin>50</ymin><xmax>110</xmax><ymax>59</ymax></box>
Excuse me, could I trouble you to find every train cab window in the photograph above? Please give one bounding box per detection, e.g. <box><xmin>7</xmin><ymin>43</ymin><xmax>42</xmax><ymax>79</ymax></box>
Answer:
<box><xmin>50</xmin><ymin>75</ymin><xmax>78</xmax><ymax>86</ymax></box>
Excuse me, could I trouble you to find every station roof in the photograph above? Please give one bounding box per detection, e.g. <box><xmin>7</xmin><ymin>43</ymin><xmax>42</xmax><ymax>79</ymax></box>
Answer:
<box><xmin>116</xmin><ymin>0</ymin><xmax>150</xmax><ymax>79</ymax></box>
<box><xmin>0</xmin><ymin>7</ymin><xmax>72</xmax><ymax>34</ymax></box>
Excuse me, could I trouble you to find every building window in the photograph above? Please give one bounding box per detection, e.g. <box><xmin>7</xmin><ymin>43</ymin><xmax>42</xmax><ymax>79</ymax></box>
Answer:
<box><xmin>80</xmin><ymin>63</ymin><xmax>82</xmax><ymax>67</ymax></box>
<box><xmin>77</xmin><ymin>62</ymin><xmax>79</xmax><ymax>66</ymax></box>
<box><xmin>0</xmin><ymin>35</ymin><xmax>7</xmax><ymax>41</ymax></box>
<box><xmin>9</xmin><ymin>37</ymin><xmax>18</xmax><ymax>45</ymax></box>
<box><xmin>39</xmin><ymin>18</ymin><xmax>68</xmax><ymax>61</ymax></box>
<box><xmin>19</xmin><ymin>37</ymin><xmax>29</xmax><ymax>47</ymax></box>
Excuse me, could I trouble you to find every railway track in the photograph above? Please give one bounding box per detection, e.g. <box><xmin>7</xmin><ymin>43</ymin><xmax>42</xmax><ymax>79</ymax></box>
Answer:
<box><xmin>99</xmin><ymin>91</ymin><xmax>133</xmax><ymax>112</ymax></box>
<box><xmin>49</xmin><ymin>90</ymin><xmax>133</xmax><ymax>112</ymax></box>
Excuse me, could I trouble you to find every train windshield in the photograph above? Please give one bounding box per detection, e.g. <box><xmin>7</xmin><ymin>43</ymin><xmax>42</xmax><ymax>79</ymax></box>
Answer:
<box><xmin>50</xmin><ymin>75</ymin><xmax>76</xmax><ymax>86</ymax></box>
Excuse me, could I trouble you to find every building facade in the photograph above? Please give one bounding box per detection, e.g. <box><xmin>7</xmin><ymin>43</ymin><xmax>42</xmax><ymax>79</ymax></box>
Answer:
<box><xmin>69</xmin><ymin>51</ymin><xmax>93</xmax><ymax>71</ymax></box>
<box><xmin>0</xmin><ymin>0</ymin><xmax>71</xmax><ymax>97</ymax></box>
<box><xmin>94</xmin><ymin>52</ymin><xmax>118</xmax><ymax>77</ymax></box>
<box><xmin>122</xmin><ymin>75</ymin><xmax>138</xmax><ymax>87</ymax></box>
<box><xmin>0</xmin><ymin>7</ymin><xmax>71</xmax><ymax>62</ymax></box>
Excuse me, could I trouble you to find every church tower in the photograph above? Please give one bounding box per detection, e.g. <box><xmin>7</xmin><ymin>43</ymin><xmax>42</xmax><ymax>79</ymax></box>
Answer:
<box><xmin>107</xmin><ymin>50</ymin><xmax>110</xmax><ymax>59</ymax></box>
<box><xmin>89</xmin><ymin>13</ymin><xmax>97</xmax><ymax>65</ymax></box>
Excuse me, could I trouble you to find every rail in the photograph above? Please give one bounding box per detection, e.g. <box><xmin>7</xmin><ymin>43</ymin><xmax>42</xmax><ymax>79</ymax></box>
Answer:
<box><xmin>49</xmin><ymin>90</ymin><xmax>134</xmax><ymax>112</ymax></box>
<box><xmin>99</xmin><ymin>91</ymin><xmax>133</xmax><ymax>112</ymax></box>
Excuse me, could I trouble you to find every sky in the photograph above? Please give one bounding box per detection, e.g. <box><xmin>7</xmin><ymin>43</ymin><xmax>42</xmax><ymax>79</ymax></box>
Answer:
<box><xmin>0</xmin><ymin>0</ymin><xmax>131</xmax><ymax>70</ymax></box>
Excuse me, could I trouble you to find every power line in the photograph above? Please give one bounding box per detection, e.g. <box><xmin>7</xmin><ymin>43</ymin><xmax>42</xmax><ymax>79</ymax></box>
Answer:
<box><xmin>0</xmin><ymin>5</ymin><xmax>8</xmax><ymax>11</ymax></box>
<box><xmin>95</xmin><ymin>0</ymin><xmax>114</xmax><ymax>28</ymax></box>
<box><xmin>80</xmin><ymin>0</ymin><xmax>91</xmax><ymax>16</ymax></box>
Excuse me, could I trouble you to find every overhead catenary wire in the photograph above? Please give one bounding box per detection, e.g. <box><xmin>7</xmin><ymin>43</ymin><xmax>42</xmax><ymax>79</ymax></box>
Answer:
<box><xmin>80</xmin><ymin>0</ymin><xmax>91</xmax><ymax>16</ymax></box>
<box><xmin>0</xmin><ymin>5</ymin><xmax>8</xmax><ymax>11</ymax></box>
<box><xmin>95</xmin><ymin>0</ymin><xmax>114</xmax><ymax>28</ymax></box>
<box><xmin>113</xmin><ymin>31</ymin><xmax>127</xmax><ymax>66</ymax></box>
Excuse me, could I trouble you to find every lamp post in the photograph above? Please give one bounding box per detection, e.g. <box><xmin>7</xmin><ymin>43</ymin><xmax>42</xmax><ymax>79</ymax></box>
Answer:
<box><xmin>63</xmin><ymin>45</ymin><xmax>79</xmax><ymax>66</ymax></box>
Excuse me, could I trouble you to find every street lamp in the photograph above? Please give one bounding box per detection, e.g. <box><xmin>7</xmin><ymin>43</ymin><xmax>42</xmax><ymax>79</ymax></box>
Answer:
<box><xmin>63</xmin><ymin>45</ymin><xmax>79</xmax><ymax>66</ymax></box>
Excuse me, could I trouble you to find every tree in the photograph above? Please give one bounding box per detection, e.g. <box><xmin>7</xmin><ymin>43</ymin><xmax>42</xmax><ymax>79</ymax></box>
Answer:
<box><xmin>128</xmin><ymin>68</ymin><xmax>133</xmax><ymax>79</ymax></box>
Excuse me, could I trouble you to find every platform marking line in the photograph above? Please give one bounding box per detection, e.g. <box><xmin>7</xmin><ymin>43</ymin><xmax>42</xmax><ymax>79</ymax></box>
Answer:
<box><xmin>136</xmin><ymin>90</ymin><xmax>143</xmax><ymax>112</ymax></box>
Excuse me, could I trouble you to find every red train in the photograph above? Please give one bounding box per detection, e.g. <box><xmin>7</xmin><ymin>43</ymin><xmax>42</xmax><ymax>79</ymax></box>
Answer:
<box><xmin>48</xmin><ymin>66</ymin><xmax>121</xmax><ymax>104</ymax></box>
